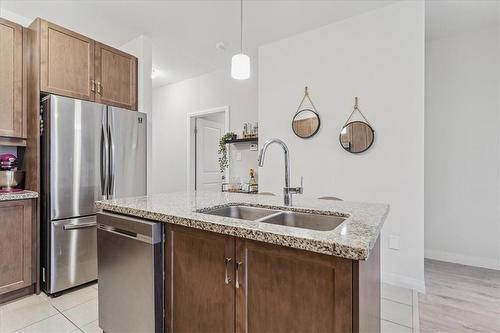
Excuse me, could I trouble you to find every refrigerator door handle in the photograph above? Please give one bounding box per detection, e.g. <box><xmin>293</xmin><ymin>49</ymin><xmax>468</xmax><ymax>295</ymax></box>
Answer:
<box><xmin>63</xmin><ymin>222</ymin><xmax>97</xmax><ymax>230</ymax></box>
<box><xmin>108</xmin><ymin>115</ymin><xmax>115</xmax><ymax>197</ymax></box>
<box><xmin>100</xmin><ymin>118</ymin><xmax>109</xmax><ymax>197</ymax></box>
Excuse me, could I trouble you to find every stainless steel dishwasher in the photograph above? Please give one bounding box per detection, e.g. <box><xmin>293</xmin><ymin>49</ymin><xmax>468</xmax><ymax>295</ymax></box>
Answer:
<box><xmin>97</xmin><ymin>212</ymin><xmax>164</xmax><ymax>333</ymax></box>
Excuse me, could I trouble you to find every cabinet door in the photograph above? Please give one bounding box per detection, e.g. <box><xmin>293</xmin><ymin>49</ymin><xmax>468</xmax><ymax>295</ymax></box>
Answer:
<box><xmin>235</xmin><ymin>239</ymin><xmax>353</xmax><ymax>333</ymax></box>
<box><xmin>40</xmin><ymin>20</ymin><xmax>95</xmax><ymax>101</ymax></box>
<box><xmin>95</xmin><ymin>43</ymin><xmax>137</xmax><ymax>110</ymax></box>
<box><xmin>0</xmin><ymin>18</ymin><xmax>24</xmax><ymax>138</ymax></box>
<box><xmin>0</xmin><ymin>200</ymin><xmax>33</xmax><ymax>295</ymax></box>
<box><xmin>165</xmin><ymin>225</ymin><xmax>235</xmax><ymax>333</ymax></box>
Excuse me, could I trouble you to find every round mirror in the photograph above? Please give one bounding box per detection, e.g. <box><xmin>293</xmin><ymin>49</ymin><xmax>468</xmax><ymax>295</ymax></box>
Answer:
<box><xmin>292</xmin><ymin>109</ymin><xmax>320</xmax><ymax>138</ymax></box>
<box><xmin>339</xmin><ymin>121</ymin><xmax>374</xmax><ymax>153</ymax></box>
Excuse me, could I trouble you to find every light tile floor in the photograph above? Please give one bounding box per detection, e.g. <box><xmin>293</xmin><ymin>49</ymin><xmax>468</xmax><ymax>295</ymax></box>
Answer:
<box><xmin>0</xmin><ymin>283</ymin><xmax>101</xmax><ymax>333</ymax></box>
<box><xmin>382</xmin><ymin>283</ymin><xmax>420</xmax><ymax>333</ymax></box>
<box><xmin>1</xmin><ymin>281</ymin><xmax>416</xmax><ymax>333</ymax></box>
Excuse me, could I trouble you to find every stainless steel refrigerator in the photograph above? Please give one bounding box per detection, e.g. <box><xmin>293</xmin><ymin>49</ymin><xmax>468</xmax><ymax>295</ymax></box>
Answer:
<box><xmin>41</xmin><ymin>94</ymin><xmax>147</xmax><ymax>295</ymax></box>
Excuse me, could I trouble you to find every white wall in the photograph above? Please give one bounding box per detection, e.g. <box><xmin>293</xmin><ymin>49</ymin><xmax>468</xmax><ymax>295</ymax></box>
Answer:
<box><xmin>0</xmin><ymin>8</ymin><xmax>31</xmax><ymax>26</ymax></box>
<box><xmin>258</xmin><ymin>1</ymin><xmax>425</xmax><ymax>291</ymax></box>
<box><xmin>425</xmin><ymin>26</ymin><xmax>500</xmax><ymax>269</ymax></box>
<box><xmin>120</xmin><ymin>35</ymin><xmax>153</xmax><ymax>194</ymax></box>
<box><xmin>152</xmin><ymin>68</ymin><xmax>258</xmax><ymax>194</ymax></box>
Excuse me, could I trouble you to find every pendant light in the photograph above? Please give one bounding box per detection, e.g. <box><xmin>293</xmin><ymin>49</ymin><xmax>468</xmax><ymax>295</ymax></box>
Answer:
<box><xmin>231</xmin><ymin>0</ymin><xmax>250</xmax><ymax>80</ymax></box>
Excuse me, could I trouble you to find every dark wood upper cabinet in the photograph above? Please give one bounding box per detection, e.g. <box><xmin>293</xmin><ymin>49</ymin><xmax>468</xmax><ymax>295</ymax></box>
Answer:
<box><xmin>0</xmin><ymin>200</ymin><xmax>33</xmax><ymax>295</ymax></box>
<box><xmin>34</xmin><ymin>19</ymin><xmax>137</xmax><ymax>111</ymax></box>
<box><xmin>95</xmin><ymin>42</ymin><xmax>137</xmax><ymax>110</ymax></box>
<box><xmin>235</xmin><ymin>238</ymin><xmax>353</xmax><ymax>333</ymax></box>
<box><xmin>39</xmin><ymin>20</ymin><xmax>95</xmax><ymax>101</ymax></box>
<box><xmin>0</xmin><ymin>18</ymin><xmax>25</xmax><ymax>138</ymax></box>
<box><xmin>165</xmin><ymin>225</ymin><xmax>235</xmax><ymax>333</ymax></box>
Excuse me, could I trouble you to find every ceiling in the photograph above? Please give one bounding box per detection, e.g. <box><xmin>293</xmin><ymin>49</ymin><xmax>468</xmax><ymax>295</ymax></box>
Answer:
<box><xmin>2</xmin><ymin>1</ymin><xmax>497</xmax><ymax>87</ymax></box>
<box><xmin>426</xmin><ymin>0</ymin><xmax>499</xmax><ymax>41</ymax></box>
<box><xmin>0</xmin><ymin>0</ymin><xmax>399</xmax><ymax>87</ymax></box>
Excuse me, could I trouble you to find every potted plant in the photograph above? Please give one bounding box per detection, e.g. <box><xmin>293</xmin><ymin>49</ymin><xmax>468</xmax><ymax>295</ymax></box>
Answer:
<box><xmin>218</xmin><ymin>132</ymin><xmax>236</xmax><ymax>172</ymax></box>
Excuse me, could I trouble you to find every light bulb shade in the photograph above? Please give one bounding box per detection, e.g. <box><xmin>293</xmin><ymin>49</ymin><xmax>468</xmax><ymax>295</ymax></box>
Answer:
<box><xmin>231</xmin><ymin>53</ymin><xmax>250</xmax><ymax>80</ymax></box>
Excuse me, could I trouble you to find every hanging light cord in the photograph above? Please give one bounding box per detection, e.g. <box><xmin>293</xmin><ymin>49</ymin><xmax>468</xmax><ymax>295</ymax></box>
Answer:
<box><xmin>240</xmin><ymin>0</ymin><xmax>243</xmax><ymax>53</ymax></box>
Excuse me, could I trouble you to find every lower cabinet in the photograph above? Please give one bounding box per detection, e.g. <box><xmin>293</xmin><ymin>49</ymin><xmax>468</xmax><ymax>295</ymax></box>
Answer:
<box><xmin>165</xmin><ymin>224</ymin><xmax>380</xmax><ymax>333</ymax></box>
<box><xmin>0</xmin><ymin>200</ymin><xmax>34</xmax><ymax>296</ymax></box>
<box><xmin>235</xmin><ymin>239</ymin><xmax>353</xmax><ymax>333</ymax></box>
<box><xmin>165</xmin><ymin>225</ymin><xmax>234</xmax><ymax>333</ymax></box>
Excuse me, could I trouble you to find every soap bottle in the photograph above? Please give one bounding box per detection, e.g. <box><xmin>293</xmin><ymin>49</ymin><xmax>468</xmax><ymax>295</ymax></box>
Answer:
<box><xmin>249</xmin><ymin>169</ymin><xmax>258</xmax><ymax>192</ymax></box>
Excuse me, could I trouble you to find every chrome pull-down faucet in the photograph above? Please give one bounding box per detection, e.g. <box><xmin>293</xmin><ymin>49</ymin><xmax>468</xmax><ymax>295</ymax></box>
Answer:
<box><xmin>258</xmin><ymin>138</ymin><xmax>303</xmax><ymax>206</ymax></box>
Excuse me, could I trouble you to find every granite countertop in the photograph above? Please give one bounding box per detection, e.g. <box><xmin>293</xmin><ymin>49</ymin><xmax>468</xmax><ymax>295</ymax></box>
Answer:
<box><xmin>0</xmin><ymin>190</ymin><xmax>39</xmax><ymax>201</ymax></box>
<box><xmin>95</xmin><ymin>191</ymin><xmax>389</xmax><ymax>260</ymax></box>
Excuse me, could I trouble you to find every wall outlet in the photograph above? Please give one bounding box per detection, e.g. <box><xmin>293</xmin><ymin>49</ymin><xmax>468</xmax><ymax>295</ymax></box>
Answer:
<box><xmin>250</xmin><ymin>143</ymin><xmax>258</xmax><ymax>151</ymax></box>
<box><xmin>236</xmin><ymin>152</ymin><xmax>242</xmax><ymax>161</ymax></box>
<box><xmin>388</xmin><ymin>235</ymin><xmax>400</xmax><ymax>250</ymax></box>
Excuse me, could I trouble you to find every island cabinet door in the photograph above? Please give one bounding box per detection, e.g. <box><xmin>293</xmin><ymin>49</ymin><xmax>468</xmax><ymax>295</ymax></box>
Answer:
<box><xmin>235</xmin><ymin>239</ymin><xmax>353</xmax><ymax>333</ymax></box>
<box><xmin>165</xmin><ymin>225</ymin><xmax>235</xmax><ymax>333</ymax></box>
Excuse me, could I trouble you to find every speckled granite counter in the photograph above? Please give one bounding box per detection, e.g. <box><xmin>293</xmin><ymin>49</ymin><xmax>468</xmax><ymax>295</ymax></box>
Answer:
<box><xmin>0</xmin><ymin>190</ymin><xmax>38</xmax><ymax>201</ymax></box>
<box><xmin>95</xmin><ymin>191</ymin><xmax>389</xmax><ymax>260</ymax></box>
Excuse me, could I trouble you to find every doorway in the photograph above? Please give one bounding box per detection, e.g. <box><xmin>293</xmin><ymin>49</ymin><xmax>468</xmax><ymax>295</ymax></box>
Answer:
<box><xmin>187</xmin><ymin>106</ymin><xmax>229</xmax><ymax>191</ymax></box>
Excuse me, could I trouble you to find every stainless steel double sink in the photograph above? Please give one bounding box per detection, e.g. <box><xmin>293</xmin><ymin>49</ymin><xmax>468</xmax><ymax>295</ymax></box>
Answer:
<box><xmin>200</xmin><ymin>205</ymin><xmax>345</xmax><ymax>231</ymax></box>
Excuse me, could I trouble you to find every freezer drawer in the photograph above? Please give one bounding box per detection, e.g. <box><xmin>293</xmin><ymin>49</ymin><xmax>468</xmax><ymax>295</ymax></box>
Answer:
<box><xmin>48</xmin><ymin>216</ymin><xmax>97</xmax><ymax>294</ymax></box>
<box><xmin>97</xmin><ymin>212</ymin><xmax>163</xmax><ymax>333</ymax></box>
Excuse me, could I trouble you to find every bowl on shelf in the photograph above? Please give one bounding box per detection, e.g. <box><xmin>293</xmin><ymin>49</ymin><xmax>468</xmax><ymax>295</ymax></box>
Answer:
<box><xmin>0</xmin><ymin>153</ymin><xmax>18</xmax><ymax>171</ymax></box>
<box><xmin>0</xmin><ymin>171</ymin><xmax>25</xmax><ymax>192</ymax></box>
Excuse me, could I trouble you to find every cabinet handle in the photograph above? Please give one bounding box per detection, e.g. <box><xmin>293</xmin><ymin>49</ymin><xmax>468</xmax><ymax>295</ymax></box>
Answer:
<box><xmin>91</xmin><ymin>80</ymin><xmax>96</xmax><ymax>92</ymax></box>
<box><xmin>224</xmin><ymin>257</ymin><xmax>232</xmax><ymax>284</ymax></box>
<box><xmin>97</xmin><ymin>81</ymin><xmax>102</xmax><ymax>95</ymax></box>
<box><xmin>235</xmin><ymin>261</ymin><xmax>243</xmax><ymax>289</ymax></box>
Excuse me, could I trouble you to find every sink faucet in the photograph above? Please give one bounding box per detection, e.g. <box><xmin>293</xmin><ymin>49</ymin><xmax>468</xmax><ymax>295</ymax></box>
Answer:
<box><xmin>258</xmin><ymin>138</ymin><xmax>303</xmax><ymax>206</ymax></box>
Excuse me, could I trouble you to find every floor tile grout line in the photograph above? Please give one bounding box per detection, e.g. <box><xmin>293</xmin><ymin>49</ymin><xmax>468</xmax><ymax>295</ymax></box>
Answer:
<box><xmin>40</xmin><ymin>285</ymin><xmax>97</xmax><ymax>307</ymax></box>
<box><xmin>381</xmin><ymin>296</ymin><xmax>414</xmax><ymax>307</ymax></box>
<box><xmin>4</xmin><ymin>295</ymin><xmax>57</xmax><ymax>333</ymax></box>
<box><xmin>49</xmin><ymin>295</ymin><xmax>99</xmax><ymax>313</ymax></box>
<box><xmin>59</xmin><ymin>309</ymin><xmax>85</xmax><ymax>332</ymax></box>
<box><xmin>382</xmin><ymin>318</ymin><xmax>413</xmax><ymax>329</ymax></box>
<box><xmin>382</xmin><ymin>286</ymin><xmax>415</xmax><ymax>330</ymax></box>
<box><xmin>41</xmin><ymin>301</ymin><xmax>82</xmax><ymax>331</ymax></box>
<box><xmin>58</xmin><ymin>297</ymin><xmax>99</xmax><ymax>331</ymax></box>
<box><xmin>0</xmin><ymin>294</ymin><xmax>49</xmax><ymax>313</ymax></box>
<box><xmin>10</xmin><ymin>312</ymin><xmax>60</xmax><ymax>333</ymax></box>
<box><xmin>412</xmin><ymin>290</ymin><xmax>420</xmax><ymax>333</ymax></box>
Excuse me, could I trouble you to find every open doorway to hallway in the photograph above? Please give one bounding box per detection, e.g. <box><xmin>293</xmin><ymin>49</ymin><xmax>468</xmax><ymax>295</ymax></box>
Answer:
<box><xmin>187</xmin><ymin>107</ymin><xmax>229</xmax><ymax>192</ymax></box>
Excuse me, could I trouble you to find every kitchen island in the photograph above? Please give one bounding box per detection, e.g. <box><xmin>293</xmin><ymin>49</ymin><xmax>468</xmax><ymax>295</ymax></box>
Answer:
<box><xmin>96</xmin><ymin>191</ymin><xmax>389</xmax><ymax>333</ymax></box>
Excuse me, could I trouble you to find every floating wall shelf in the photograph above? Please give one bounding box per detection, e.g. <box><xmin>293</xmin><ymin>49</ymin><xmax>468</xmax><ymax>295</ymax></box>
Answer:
<box><xmin>224</xmin><ymin>137</ymin><xmax>258</xmax><ymax>144</ymax></box>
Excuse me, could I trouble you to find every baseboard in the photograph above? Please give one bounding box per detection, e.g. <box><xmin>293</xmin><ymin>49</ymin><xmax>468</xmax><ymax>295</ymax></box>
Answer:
<box><xmin>425</xmin><ymin>249</ymin><xmax>500</xmax><ymax>271</ymax></box>
<box><xmin>382</xmin><ymin>272</ymin><xmax>426</xmax><ymax>293</ymax></box>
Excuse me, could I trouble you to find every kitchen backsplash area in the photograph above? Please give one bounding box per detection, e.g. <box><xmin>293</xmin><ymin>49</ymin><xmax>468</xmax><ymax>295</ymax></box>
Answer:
<box><xmin>228</xmin><ymin>142</ymin><xmax>259</xmax><ymax>188</ymax></box>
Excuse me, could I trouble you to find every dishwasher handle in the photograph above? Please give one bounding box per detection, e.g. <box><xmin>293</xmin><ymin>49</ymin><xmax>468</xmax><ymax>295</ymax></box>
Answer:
<box><xmin>97</xmin><ymin>224</ymin><xmax>153</xmax><ymax>244</ymax></box>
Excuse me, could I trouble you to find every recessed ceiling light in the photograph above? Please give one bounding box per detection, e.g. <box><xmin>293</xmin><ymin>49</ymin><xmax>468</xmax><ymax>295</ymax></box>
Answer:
<box><xmin>151</xmin><ymin>68</ymin><xmax>160</xmax><ymax>79</ymax></box>
<box><xmin>215</xmin><ymin>41</ymin><xmax>226</xmax><ymax>51</ymax></box>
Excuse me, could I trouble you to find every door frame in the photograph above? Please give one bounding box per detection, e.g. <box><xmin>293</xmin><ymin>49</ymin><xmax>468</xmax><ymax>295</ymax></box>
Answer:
<box><xmin>187</xmin><ymin>106</ymin><xmax>230</xmax><ymax>192</ymax></box>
